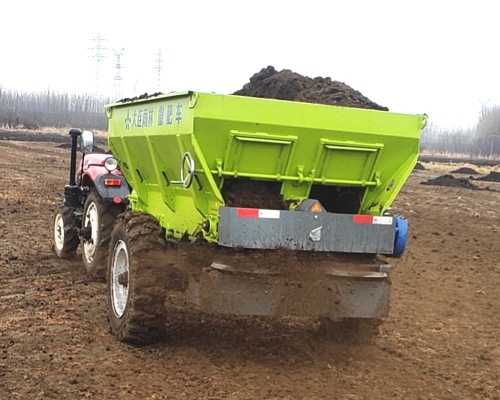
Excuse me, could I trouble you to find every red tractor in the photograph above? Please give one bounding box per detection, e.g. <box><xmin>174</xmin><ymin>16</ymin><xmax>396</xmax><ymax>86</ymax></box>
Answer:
<box><xmin>52</xmin><ymin>129</ymin><xmax>130</xmax><ymax>277</ymax></box>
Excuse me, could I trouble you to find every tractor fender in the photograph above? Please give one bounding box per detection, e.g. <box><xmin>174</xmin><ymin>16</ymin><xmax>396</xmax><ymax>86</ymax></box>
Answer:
<box><xmin>80</xmin><ymin>163</ymin><xmax>122</xmax><ymax>184</ymax></box>
<box><xmin>88</xmin><ymin>173</ymin><xmax>130</xmax><ymax>204</ymax></box>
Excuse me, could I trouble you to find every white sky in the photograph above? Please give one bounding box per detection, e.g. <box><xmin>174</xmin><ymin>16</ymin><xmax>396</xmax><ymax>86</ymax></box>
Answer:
<box><xmin>1</xmin><ymin>0</ymin><xmax>499</xmax><ymax>130</ymax></box>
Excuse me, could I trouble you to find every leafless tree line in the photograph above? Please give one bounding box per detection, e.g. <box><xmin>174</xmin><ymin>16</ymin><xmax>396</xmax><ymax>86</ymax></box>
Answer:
<box><xmin>0</xmin><ymin>87</ymin><xmax>110</xmax><ymax>131</ymax></box>
<box><xmin>420</xmin><ymin>105</ymin><xmax>500</xmax><ymax>158</ymax></box>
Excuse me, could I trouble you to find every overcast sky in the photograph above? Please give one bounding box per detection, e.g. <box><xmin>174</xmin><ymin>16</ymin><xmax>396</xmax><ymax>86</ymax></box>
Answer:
<box><xmin>1</xmin><ymin>0</ymin><xmax>499</xmax><ymax>130</ymax></box>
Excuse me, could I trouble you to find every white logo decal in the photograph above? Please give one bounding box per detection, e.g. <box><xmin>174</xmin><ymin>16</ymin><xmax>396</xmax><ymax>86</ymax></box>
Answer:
<box><xmin>309</xmin><ymin>226</ymin><xmax>322</xmax><ymax>242</ymax></box>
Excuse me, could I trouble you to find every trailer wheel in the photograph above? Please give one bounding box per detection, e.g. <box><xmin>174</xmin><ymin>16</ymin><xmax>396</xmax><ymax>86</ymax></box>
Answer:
<box><xmin>107</xmin><ymin>212</ymin><xmax>169</xmax><ymax>344</ymax></box>
<box><xmin>53</xmin><ymin>204</ymin><xmax>80</xmax><ymax>259</ymax></box>
<box><xmin>82</xmin><ymin>190</ymin><xmax>123</xmax><ymax>278</ymax></box>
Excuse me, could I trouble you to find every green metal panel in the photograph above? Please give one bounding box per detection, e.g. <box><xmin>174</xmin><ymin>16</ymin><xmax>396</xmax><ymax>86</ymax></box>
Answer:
<box><xmin>106</xmin><ymin>91</ymin><xmax>426</xmax><ymax>242</ymax></box>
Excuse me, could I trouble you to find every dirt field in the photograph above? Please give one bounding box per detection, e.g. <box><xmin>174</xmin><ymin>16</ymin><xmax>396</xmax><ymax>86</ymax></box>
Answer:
<box><xmin>1</xmin><ymin>139</ymin><xmax>500</xmax><ymax>400</ymax></box>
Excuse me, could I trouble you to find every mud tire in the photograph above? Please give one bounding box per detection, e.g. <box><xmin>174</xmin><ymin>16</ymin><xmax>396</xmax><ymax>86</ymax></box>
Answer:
<box><xmin>107</xmin><ymin>212</ymin><xmax>169</xmax><ymax>344</ymax></box>
<box><xmin>53</xmin><ymin>204</ymin><xmax>80</xmax><ymax>259</ymax></box>
<box><xmin>82</xmin><ymin>190</ymin><xmax>123</xmax><ymax>278</ymax></box>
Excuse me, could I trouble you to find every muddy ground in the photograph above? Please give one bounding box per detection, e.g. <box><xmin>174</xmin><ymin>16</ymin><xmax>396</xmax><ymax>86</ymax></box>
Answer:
<box><xmin>1</xmin><ymin>141</ymin><xmax>500</xmax><ymax>400</ymax></box>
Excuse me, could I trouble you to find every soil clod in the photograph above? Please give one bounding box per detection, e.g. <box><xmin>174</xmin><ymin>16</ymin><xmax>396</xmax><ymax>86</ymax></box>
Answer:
<box><xmin>451</xmin><ymin>167</ymin><xmax>478</xmax><ymax>175</ymax></box>
<box><xmin>413</xmin><ymin>162</ymin><xmax>426</xmax><ymax>171</ymax></box>
<box><xmin>421</xmin><ymin>174</ymin><xmax>481</xmax><ymax>190</ymax></box>
<box><xmin>475</xmin><ymin>171</ymin><xmax>500</xmax><ymax>182</ymax></box>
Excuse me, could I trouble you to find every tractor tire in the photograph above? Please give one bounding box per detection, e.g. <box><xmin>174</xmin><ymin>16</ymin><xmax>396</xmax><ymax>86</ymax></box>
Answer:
<box><xmin>107</xmin><ymin>212</ymin><xmax>169</xmax><ymax>344</ymax></box>
<box><xmin>53</xmin><ymin>204</ymin><xmax>80</xmax><ymax>259</ymax></box>
<box><xmin>82</xmin><ymin>189</ymin><xmax>123</xmax><ymax>279</ymax></box>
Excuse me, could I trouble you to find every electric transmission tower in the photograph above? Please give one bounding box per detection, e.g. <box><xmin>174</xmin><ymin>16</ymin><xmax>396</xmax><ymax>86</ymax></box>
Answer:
<box><xmin>154</xmin><ymin>49</ymin><xmax>163</xmax><ymax>91</ymax></box>
<box><xmin>89</xmin><ymin>34</ymin><xmax>108</xmax><ymax>98</ymax></box>
<box><xmin>113</xmin><ymin>48</ymin><xmax>125</xmax><ymax>100</ymax></box>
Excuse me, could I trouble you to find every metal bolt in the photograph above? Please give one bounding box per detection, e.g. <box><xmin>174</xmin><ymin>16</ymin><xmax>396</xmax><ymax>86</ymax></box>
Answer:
<box><xmin>201</xmin><ymin>220</ymin><xmax>210</xmax><ymax>232</ymax></box>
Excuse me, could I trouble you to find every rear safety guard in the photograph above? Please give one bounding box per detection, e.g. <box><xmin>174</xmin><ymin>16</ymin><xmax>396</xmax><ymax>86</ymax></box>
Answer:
<box><xmin>218</xmin><ymin>206</ymin><xmax>407</xmax><ymax>255</ymax></box>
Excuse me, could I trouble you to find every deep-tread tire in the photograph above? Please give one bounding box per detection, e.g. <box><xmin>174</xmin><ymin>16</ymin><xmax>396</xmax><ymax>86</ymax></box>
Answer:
<box><xmin>53</xmin><ymin>204</ymin><xmax>80</xmax><ymax>259</ymax></box>
<box><xmin>82</xmin><ymin>189</ymin><xmax>123</xmax><ymax>278</ymax></box>
<box><xmin>107</xmin><ymin>212</ymin><xmax>169</xmax><ymax>344</ymax></box>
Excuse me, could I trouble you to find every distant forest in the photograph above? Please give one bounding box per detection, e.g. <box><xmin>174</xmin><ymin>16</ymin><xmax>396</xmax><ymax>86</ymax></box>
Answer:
<box><xmin>0</xmin><ymin>87</ymin><xmax>110</xmax><ymax>131</ymax></box>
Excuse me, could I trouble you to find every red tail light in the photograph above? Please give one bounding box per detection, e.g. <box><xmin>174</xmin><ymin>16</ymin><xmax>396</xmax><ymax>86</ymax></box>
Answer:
<box><xmin>104</xmin><ymin>178</ymin><xmax>122</xmax><ymax>187</ymax></box>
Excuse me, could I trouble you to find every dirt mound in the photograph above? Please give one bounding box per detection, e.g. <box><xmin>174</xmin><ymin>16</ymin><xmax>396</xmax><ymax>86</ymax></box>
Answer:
<box><xmin>421</xmin><ymin>174</ymin><xmax>480</xmax><ymax>190</ymax></box>
<box><xmin>451</xmin><ymin>167</ymin><xmax>478</xmax><ymax>175</ymax></box>
<box><xmin>118</xmin><ymin>92</ymin><xmax>163</xmax><ymax>103</ymax></box>
<box><xmin>234</xmin><ymin>66</ymin><xmax>389</xmax><ymax>111</ymax></box>
<box><xmin>222</xmin><ymin>179</ymin><xmax>287</xmax><ymax>209</ymax></box>
<box><xmin>475</xmin><ymin>171</ymin><xmax>500</xmax><ymax>182</ymax></box>
<box><xmin>413</xmin><ymin>162</ymin><xmax>426</xmax><ymax>171</ymax></box>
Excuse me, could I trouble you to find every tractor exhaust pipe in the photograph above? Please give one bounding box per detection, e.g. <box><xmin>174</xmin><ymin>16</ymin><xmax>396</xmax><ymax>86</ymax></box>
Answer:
<box><xmin>64</xmin><ymin>128</ymin><xmax>82</xmax><ymax>208</ymax></box>
<box><xmin>68</xmin><ymin>128</ymin><xmax>81</xmax><ymax>186</ymax></box>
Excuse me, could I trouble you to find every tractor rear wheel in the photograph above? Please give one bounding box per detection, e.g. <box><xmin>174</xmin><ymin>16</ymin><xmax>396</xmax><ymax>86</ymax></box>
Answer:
<box><xmin>53</xmin><ymin>204</ymin><xmax>80</xmax><ymax>259</ymax></box>
<box><xmin>107</xmin><ymin>212</ymin><xmax>169</xmax><ymax>344</ymax></box>
<box><xmin>82</xmin><ymin>190</ymin><xmax>123</xmax><ymax>279</ymax></box>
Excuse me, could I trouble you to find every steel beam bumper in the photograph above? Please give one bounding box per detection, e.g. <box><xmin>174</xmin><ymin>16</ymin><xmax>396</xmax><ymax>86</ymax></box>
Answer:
<box><xmin>218</xmin><ymin>207</ymin><xmax>398</xmax><ymax>254</ymax></box>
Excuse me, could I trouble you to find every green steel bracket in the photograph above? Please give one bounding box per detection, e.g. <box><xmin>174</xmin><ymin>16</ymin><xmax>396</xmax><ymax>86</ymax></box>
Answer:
<box><xmin>189</xmin><ymin>92</ymin><xmax>200</xmax><ymax>108</ymax></box>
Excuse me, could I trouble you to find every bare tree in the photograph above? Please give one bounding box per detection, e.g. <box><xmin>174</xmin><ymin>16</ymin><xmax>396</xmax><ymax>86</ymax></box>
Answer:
<box><xmin>474</xmin><ymin>105</ymin><xmax>500</xmax><ymax>157</ymax></box>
